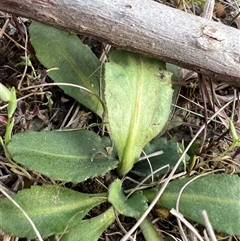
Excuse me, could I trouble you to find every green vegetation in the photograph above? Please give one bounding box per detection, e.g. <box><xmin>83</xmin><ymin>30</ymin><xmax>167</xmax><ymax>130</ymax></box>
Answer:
<box><xmin>0</xmin><ymin>21</ymin><xmax>239</xmax><ymax>241</ymax></box>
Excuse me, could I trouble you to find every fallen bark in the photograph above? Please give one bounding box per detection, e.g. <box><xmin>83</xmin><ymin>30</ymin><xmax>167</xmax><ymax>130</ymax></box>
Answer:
<box><xmin>0</xmin><ymin>0</ymin><xmax>240</xmax><ymax>86</ymax></box>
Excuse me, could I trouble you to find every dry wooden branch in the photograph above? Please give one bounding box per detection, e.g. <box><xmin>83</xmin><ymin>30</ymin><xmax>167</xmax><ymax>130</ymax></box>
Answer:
<box><xmin>0</xmin><ymin>0</ymin><xmax>240</xmax><ymax>86</ymax></box>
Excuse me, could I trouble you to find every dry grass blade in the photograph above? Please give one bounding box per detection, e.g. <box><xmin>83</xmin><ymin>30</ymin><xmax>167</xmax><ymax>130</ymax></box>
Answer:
<box><xmin>201</xmin><ymin>210</ymin><xmax>218</xmax><ymax>241</ymax></box>
<box><xmin>170</xmin><ymin>208</ymin><xmax>204</xmax><ymax>241</ymax></box>
<box><xmin>202</xmin><ymin>0</ymin><xmax>215</xmax><ymax>20</ymax></box>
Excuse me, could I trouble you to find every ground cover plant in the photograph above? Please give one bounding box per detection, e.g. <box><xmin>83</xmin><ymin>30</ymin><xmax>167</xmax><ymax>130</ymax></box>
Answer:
<box><xmin>0</xmin><ymin>2</ymin><xmax>240</xmax><ymax>241</ymax></box>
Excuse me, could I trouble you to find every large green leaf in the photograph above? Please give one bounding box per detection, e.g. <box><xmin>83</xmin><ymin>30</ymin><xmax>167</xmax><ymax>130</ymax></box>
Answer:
<box><xmin>7</xmin><ymin>129</ymin><xmax>118</xmax><ymax>182</ymax></box>
<box><xmin>105</xmin><ymin>50</ymin><xmax>173</xmax><ymax>176</ymax></box>
<box><xmin>60</xmin><ymin>207</ymin><xmax>115</xmax><ymax>241</ymax></box>
<box><xmin>143</xmin><ymin>174</ymin><xmax>240</xmax><ymax>235</ymax></box>
<box><xmin>29</xmin><ymin>21</ymin><xmax>104</xmax><ymax>117</ymax></box>
<box><xmin>0</xmin><ymin>185</ymin><xmax>107</xmax><ymax>238</ymax></box>
<box><xmin>108</xmin><ymin>179</ymin><xmax>148</xmax><ymax>217</ymax></box>
<box><xmin>132</xmin><ymin>138</ymin><xmax>189</xmax><ymax>177</ymax></box>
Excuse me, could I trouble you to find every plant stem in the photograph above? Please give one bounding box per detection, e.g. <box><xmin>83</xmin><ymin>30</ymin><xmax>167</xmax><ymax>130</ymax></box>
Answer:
<box><xmin>140</xmin><ymin>217</ymin><xmax>164</xmax><ymax>241</ymax></box>
<box><xmin>117</xmin><ymin>141</ymin><xmax>137</xmax><ymax>176</ymax></box>
<box><xmin>5</xmin><ymin>117</ymin><xmax>14</xmax><ymax>144</ymax></box>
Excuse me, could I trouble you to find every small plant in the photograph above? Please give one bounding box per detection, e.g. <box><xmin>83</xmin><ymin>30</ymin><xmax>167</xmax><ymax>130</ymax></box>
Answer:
<box><xmin>0</xmin><ymin>22</ymin><xmax>239</xmax><ymax>241</ymax></box>
<box><xmin>0</xmin><ymin>83</ymin><xmax>17</xmax><ymax>156</ymax></box>
<box><xmin>0</xmin><ymin>83</ymin><xmax>16</xmax><ymax>142</ymax></box>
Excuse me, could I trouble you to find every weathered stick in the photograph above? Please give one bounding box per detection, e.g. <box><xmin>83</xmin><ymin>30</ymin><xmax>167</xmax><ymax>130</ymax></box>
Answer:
<box><xmin>1</xmin><ymin>0</ymin><xmax>240</xmax><ymax>86</ymax></box>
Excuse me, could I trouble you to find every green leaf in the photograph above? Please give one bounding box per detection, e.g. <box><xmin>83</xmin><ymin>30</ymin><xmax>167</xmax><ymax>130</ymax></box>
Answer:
<box><xmin>29</xmin><ymin>21</ymin><xmax>104</xmax><ymax>117</ymax></box>
<box><xmin>7</xmin><ymin>130</ymin><xmax>118</xmax><ymax>182</ymax></box>
<box><xmin>105</xmin><ymin>50</ymin><xmax>173</xmax><ymax>176</ymax></box>
<box><xmin>108</xmin><ymin>179</ymin><xmax>148</xmax><ymax>217</ymax></box>
<box><xmin>60</xmin><ymin>207</ymin><xmax>115</xmax><ymax>241</ymax></box>
<box><xmin>0</xmin><ymin>185</ymin><xmax>107</xmax><ymax>238</ymax></box>
<box><xmin>8</xmin><ymin>87</ymin><xmax>17</xmax><ymax>119</ymax></box>
<box><xmin>166</xmin><ymin>63</ymin><xmax>181</xmax><ymax>80</ymax></box>
<box><xmin>143</xmin><ymin>174</ymin><xmax>240</xmax><ymax>235</ymax></box>
<box><xmin>229</xmin><ymin>119</ymin><xmax>239</xmax><ymax>143</ymax></box>
<box><xmin>132</xmin><ymin>138</ymin><xmax>189</xmax><ymax>177</ymax></box>
<box><xmin>0</xmin><ymin>83</ymin><xmax>11</xmax><ymax>102</ymax></box>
